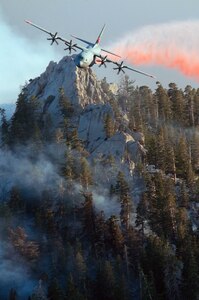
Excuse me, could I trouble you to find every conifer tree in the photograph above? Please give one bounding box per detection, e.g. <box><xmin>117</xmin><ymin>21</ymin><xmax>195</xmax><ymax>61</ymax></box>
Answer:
<box><xmin>31</xmin><ymin>280</ymin><xmax>47</xmax><ymax>300</ymax></box>
<box><xmin>115</xmin><ymin>171</ymin><xmax>132</xmax><ymax>232</ymax></box>
<box><xmin>104</xmin><ymin>113</ymin><xmax>115</xmax><ymax>138</ymax></box>
<box><xmin>175</xmin><ymin>135</ymin><xmax>194</xmax><ymax>183</ymax></box>
<box><xmin>81</xmin><ymin>192</ymin><xmax>96</xmax><ymax>243</ymax></box>
<box><xmin>190</xmin><ymin>130</ymin><xmax>199</xmax><ymax>172</ymax></box>
<box><xmin>66</xmin><ymin>274</ymin><xmax>84</xmax><ymax>300</ymax></box>
<box><xmin>94</xmin><ymin>210</ymin><xmax>106</xmax><ymax>258</ymax></box>
<box><xmin>163</xmin><ymin>254</ymin><xmax>182</xmax><ymax>300</ymax></box>
<box><xmin>184</xmin><ymin>85</ymin><xmax>196</xmax><ymax>126</ymax></box>
<box><xmin>79</xmin><ymin>157</ymin><xmax>93</xmax><ymax>190</ymax></box>
<box><xmin>106</xmin><ymin>215</ymin><xmax>124</xmax><ymax>256</ymax></box>
<box><xmin>8</xmin><ymin>288</ymin><xmax>17</xmax><ymax>300</ymax></box>
<box><xmin>156</xmin><ymin>126</ymin><xmax>166</xmax><ymax>171</ymax></box>
<box><xmin>136</xmin><ymin>192</ymin><xmax>149</xmax><ymax>238</ymax></box>
<box><xmin>168</xmin><ymin>83</ymin><xmax>185</xmax><ymax>124</ymax></box>
<box><xmin>193</xmin><ymin>88</ymin><xmax>199</xmax><ymax>126</ymax></box>
<box><xmin>74</xmin><ymin>251</ymin><xmax>87</xmax><ymax>286</ymax></box>
<box><xmin>155</xmin><ymin>83</ymin><xmax>171</xmax><ymax>121</ymax></box>
<box><xmin>47</xmin><ymin>278</ymin><xmax>65</xmax><ymax>300</ymax></box>
<box><xmin>94</xmin><ymin>260</ymin><xmax>116</xmax><ymax>300</ymax></box>
<box><xmin>0</xmin><ymin>108</ymin><xmax>9</xmax><ymax>147</ymax></box>
<box><xmin>59</xmin><ymin>87</ymin><xmax>74</xmax><ymax>118</ymax></box>
<box><xmin>9</xmin><ymin>92</ymin><xmax>41</xmax><ymax>145</ymax></box>
<box><xmin>8</xmin><ymin>186</ymin><xmax>24</xmax><ymax>214</ymax></box>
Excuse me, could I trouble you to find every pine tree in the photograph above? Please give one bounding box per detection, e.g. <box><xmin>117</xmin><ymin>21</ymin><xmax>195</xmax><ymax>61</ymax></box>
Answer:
<box><xmin>8</xmin><ymin>288</ymin><xmax>17</xmax><ymax>300</ymax></box>
<box><xmin>47</xmin><ymin>278</ymin><xmax>65</xmax><ymax>300</ymax></box>
<box><xmin>31</xmin><ymin>280</ymin><xmax>47</xmax><ymax>300</ymax></box>
<box><xmin>163</xmin><ymin>254</ymin><xmax>182</xmax><ymax>300</ymax></box>
<box><xmin>193</xmin><ymin>88</ymin><xmax>199</xmax><ymax>126</ymax></box>
<box><xmin>175</xmin><ymin>135</ymin><xmax>194</xmax><ymax>184</ymax></box>
<box><xmin>178</xmin><ymin>181</ymin><xmax>189</xmax><ymax>209</ymax></box>
<box><xmin>128</xmin><ymin>87</ymin><xmax>143</xmax><ymax>129</ymax></box>
<box><xmin>104</xmin><ymin>113</ymin><xmax>115</xmax><ymax>138</ymax></box>
<box><xmin>106</xmin><ymin>215</ymin><xmax>124</xmax><ymax>256</ymax></box>
<box><xmin>94</xmin><ymin>260</ymin><xmax>116</xmax><ymax>300</ymax></box>
<box><xmin>66</xmin><ymin>274</ymin><xmax>84</xmax><ymax>300</ymax></box>
<box><xmin>136</xmin><ymin>192</ymin><xmax>149</xmax><ymax>238</ymax></box>
<box><xmin>79</xmin><ymin>157</ymin><xmax>93</xmax><ymax>190</ymax></box>
<box><xmin>0</xmin><ymin>108</ymin><xmax>9</xmax><ymax>147</ymax></box>
<box><xmin>155</xmin><ymin>83</ymin><xmax>172</xmax><ymax>122</ymax></box>
<box><xmin>168</xmin><ymin>83</ymin><xmax>185</xmax><ymax>124</ymax></box>
<box><xmin>182</xmin><ymin>247</ymin><xmax>199</xmax><ymax>300</ymax></box>
<box><xmin>190</xmin><ymin>130</ymin><xmax>199</xmax><ymax>172</ymax></box>
<box><xmin>7</xmin><ymin>186</ymin><xmax>25</xmax><ymax>214</ymax></box>
<box><xmin>9</xmin><ymin>226</ymin><xmax>39</xmax><ymax>260</ymax></box>
<box><xmin>95</xmin><ymin>211</ymin><xmax>106</xmax><ymax>258</ymax></box>
<box><xmin>156</xmin><ymin>126</ymin><xmax>166</xmax><ymax>171</ymax></box>
<box><xmin>74</xmin><ymin>251</ymin><xmax>87</xmax><ymax>285</ymax></box>
<box><xmin>115</xmin><ymin>171</ymin><xmax>132</xmax><ymax>232</ymax></box>
<box><xmin>184</xmin><ymin>85</ymin><xmax>195</xmax><ymax>126</ymax></box>
<box><xmin>165</xmin><ymin>141</ymin><xmax>176</xmax><ymax>180</ymax></box>
<box><xmin>118</xmin><ymin>75</ymin><xmax>135</xmax><ymax>112</ymax></box>
<box><xmin>145</xmin><ymin>133</ymin><xmax>157</xmax><ymax>166</ymax></box>
<box><xmin>81</xmin><ymin>191</ymin><xmax>96</xmax><ymax>244</ymax></box>
<box><xmin>142</xmin><ymin>236</ymin><xmax>172</xmax><ymax>298</ymax></box>
<box><xmin>68</xmin><ymin>128</ymin><xmax>83</xmax><ymax>151</ymax></box>
<box><xmin>9</xmin><ymin>92</ymin><xmax>41</xmax><ymax>145</ymax></box>
<box><xmin>59</xmin><ymin>87</ymin><xmax>74</xmax><ymax>118</ymax></box>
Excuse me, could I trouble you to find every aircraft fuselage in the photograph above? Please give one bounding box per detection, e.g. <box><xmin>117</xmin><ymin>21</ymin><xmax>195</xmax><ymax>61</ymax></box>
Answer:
<box><xmin>75</xmin><ymin>44</ymin><xmax>101</xmax><ymax>68</ymax></box>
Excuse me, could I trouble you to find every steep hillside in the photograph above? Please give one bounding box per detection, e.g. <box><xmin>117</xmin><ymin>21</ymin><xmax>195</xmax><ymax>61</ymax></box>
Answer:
<box><xmin>0</xmin><ymin>57</ymin><xmax>199</xmax><ymax>300</ymax></box>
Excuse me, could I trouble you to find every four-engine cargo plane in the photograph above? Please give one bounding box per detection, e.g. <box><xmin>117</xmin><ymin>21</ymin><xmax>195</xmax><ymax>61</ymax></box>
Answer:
<box><xmin>25</xmin><ymin>20</ymin><xmax>155</xmax><ymax>79</ymax></box>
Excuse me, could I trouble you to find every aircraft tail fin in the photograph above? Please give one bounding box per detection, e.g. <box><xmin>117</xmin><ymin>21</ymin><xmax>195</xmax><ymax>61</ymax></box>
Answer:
<box><xmin>95</xmin><ymin>24</ymin><xmax>106</xmax><ymax>44</ymax></box>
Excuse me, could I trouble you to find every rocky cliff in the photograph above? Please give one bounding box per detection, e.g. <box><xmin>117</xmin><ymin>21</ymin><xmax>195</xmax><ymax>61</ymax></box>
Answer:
<box><xmin>21</xmin><ymin>55</ymin><xmax>146</xmax><ymax>182</ymax></box>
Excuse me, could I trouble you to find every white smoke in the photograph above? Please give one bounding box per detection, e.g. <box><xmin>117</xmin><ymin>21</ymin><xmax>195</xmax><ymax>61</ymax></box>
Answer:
<box><xmin>0</xmin><ymin>146</ymin><xmax>63</xmax><ymax>200</ymax></box>
<box><xmin>0</xmin><ymin>242</ymin><xmax>36</xmax><ymax>299</ymax></box>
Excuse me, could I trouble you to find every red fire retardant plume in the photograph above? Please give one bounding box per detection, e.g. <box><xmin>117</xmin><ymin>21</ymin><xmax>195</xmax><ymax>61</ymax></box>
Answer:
<box><xmin>110</xmin><ymin>21</ymin><xmax>199</xmax><ymax>82</ymax></box>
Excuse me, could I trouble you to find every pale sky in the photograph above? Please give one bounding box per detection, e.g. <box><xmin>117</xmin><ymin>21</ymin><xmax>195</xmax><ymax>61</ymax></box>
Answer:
<box><xmin>0</xmin><ymin>0</ymin><xmax>199</xmax><ymax>104</ymax></box>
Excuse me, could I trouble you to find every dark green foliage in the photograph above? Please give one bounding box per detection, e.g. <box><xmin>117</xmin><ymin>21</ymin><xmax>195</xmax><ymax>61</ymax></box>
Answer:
<box><xmin>104</xmin><ymin>113</ymin><xmax>115</xmax><ymax>138</ymax></box>
<box><xmin>9</xmin><ymin>92</ymin><xmax>41</xmax><ymax>146</ymax></box>
<box><xmin>8</xmin><ymin>288</ymin><xmax>17</xmax><ymax>300</ymax></box>
<box><xmin>59</xmin><ymin>87</ymin><xmax>74</xmax><ymax>118</ymax></box>
<box><xmin>7</xmin><ymin>186</ymin><xmax>25</xmax><ymax>214</ymax></box>
<box><xmin>79</xmin><ymin>157</ymin><xmax>93</xmax><ymax>190</ymax></box>
<box><xmin>2</xmin><ymin>80</ymin><xmax>199</xmax><ymax>300</ymax></box>
<box><xmin>115</xmin><ymin>171</ymin><xmax>132</xmax><ymax>232</ymax></box>
<box><xmin>0</xmin><ymin>108</ymin><xmax>9</xmax><ymax>147</ymax></box>
<box><xmin>47</xmin><ymin>278</ymin><xmax>65</xmax><ymax>300</ymax></box>
<box><xmin>105</xmin><ymin>215</ymin><xmax>124</xmax><ymax>256</ymax></box>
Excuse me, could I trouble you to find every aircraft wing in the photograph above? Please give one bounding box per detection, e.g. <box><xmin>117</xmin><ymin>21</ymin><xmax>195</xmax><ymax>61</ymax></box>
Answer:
<box><xmin>70</xmin><ymin>35</ymin><xmax>94</xmax><ymax>47</ymax></box>
<box><xmin>25</xmin><ymin>20</ymin><xmax>84</xmax><ymax>51</ymax></box>
<box><xmin>121</xmin><ymin>65</ymin><xmax>156</xmax><ymax>78</ymax></box>
<box><xmin>96</xmin><ymin>54</ymin><xmax>156</xmax><ymax>78</ymax></box>
<box><xmin>25</xmin><ymin>20</ymin><xmax>54</xmax><ymax>35</ymax></box>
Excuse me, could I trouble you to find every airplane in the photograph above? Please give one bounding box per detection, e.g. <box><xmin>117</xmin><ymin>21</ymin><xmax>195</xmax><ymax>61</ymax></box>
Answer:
<box><xmin>25</xmin><ymin>20</ymin><xmax>155</xmax><ymax>79</ymax></box>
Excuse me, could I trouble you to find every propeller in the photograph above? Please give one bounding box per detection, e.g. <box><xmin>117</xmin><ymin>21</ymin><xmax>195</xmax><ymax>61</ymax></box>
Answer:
<box><xmin>113</xmin><ymin>61</ymin><xmax>126</xmax><ymax>74</ymax></box>
<box><xmin>47</xmin><ymin>32</ymin><xmax>59</xmax><ymax>45</ymax></box>
<box><xmin>64</xmin><ymin>40</ymin><xmax>77</xmax><ymax>53</ymax></box>
<box><xmin>98</xmin><ymin>56</ymin><xmax>108</xmax><ymax>68</ymax></box>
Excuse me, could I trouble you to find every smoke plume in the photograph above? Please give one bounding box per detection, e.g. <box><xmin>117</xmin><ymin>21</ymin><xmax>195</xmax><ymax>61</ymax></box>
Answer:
<box><xmin>110</xmin><ymin>20</ymin><xmax>199</xmax><ymax>82</ymax></box>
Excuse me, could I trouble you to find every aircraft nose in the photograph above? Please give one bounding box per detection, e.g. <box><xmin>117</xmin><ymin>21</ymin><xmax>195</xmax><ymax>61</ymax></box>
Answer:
<box><xmin>79</xmin><ymin>61</ymin><xmax>83</xmax><ymax>67</ymax></box>
<box><xmin>79</xmin><ymin>60</ymin><xmax>85</xmax><ymax>68</ymax></box>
